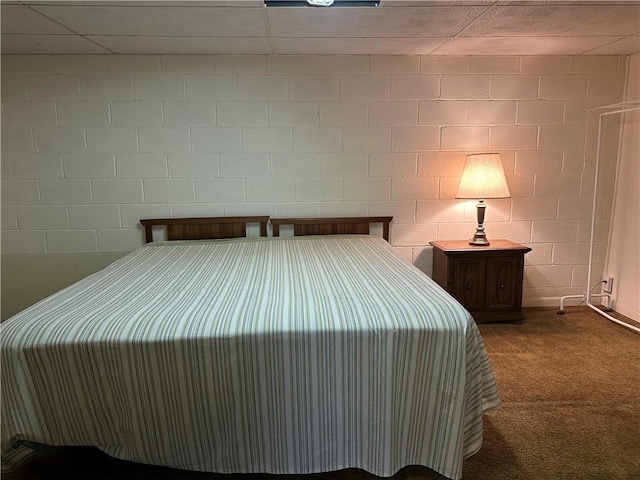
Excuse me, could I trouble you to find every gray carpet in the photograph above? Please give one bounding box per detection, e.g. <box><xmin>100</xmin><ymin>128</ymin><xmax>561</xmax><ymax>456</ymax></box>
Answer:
<box><xmin>4</xmin><ymin>307</ymin><xmax>639</xmax><ymax>480</ymax></box>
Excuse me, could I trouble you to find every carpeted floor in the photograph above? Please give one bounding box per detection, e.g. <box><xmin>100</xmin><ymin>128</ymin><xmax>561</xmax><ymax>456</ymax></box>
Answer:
<box><xmin>4</xmin><ymin>307</ymin><xmax>639</xmax><ymax>480</ymax></box>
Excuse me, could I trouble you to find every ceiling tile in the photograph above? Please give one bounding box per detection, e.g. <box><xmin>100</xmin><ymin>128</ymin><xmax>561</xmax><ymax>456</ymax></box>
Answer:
<box><xmin>1</xmin><ymin>34</ymin><xmax>112</xmax><ymax>54</ymax></box>
<box><xmin>30</xmin><ymin>5</ymin><xmax>268</xmax><ymax>36</ymax></box>
<box><xmin>432</xmin><ymin>36</ymin><xmax>626</xmax><ymax>56</ymax></box>
<box><xmin>272</xmin><ymin>37</ymin><xmax>446</xmax><ymax>54</ymax></box>
<box><xmin>460</xmin><ymin>5</ymin><xmax>640</xmax><ymax>37</ymax></box>
<box><xmin>1</xmin><ymin>4</ymin><xmax>73</xmax><ymax>34</ymax></box>
<box><xmin>87</xmin><ymin>36</ymin><xmax>273</xmax><ymax>54</ymax></box>
<box><xmin>267</xmin><ymin>6</ymin><xmax>488</xmax><ymax>38</ymax></box>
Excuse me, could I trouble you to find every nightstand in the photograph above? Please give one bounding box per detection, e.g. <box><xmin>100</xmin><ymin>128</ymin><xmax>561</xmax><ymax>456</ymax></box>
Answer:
<box><xmin>430</xmin><ymin>239</ymin><xmax>531</xmax><ymax>323</ymax></box>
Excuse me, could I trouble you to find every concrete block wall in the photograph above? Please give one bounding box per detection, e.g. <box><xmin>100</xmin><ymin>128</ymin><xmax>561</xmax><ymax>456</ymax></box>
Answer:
<box><xmin>1</xmin><ymin>53</ymin><xmax>629</xmax><ymax>317</ymax></box>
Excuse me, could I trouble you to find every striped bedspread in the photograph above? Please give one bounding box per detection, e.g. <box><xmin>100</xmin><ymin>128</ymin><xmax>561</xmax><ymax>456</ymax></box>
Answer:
<box><xmin>1</xmin><ymin>235</ymin><xmax>500</xmax><ymax>480</ymax></box>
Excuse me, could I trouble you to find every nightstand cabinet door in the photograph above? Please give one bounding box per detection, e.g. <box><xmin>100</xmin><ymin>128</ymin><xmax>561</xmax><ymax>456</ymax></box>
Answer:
<box><xmin>451</xmin><ymin>258</ymin><xmax>486</xmax><ymax>311</ymax></box>
<box><xmin>485</xmin><ymin>256</ymin><xmax>519</xmax><ymax>310</ymax></box>
<box><xmin>430</xmin><ymin>239</ymin><xmax>531</xmax><ymax>323</ymax></box>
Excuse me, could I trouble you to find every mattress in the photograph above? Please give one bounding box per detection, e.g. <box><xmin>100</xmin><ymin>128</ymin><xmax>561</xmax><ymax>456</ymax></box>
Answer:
<box><xmin>1</xmin><ymin>235</ymin><xmax>500</xmax><ymax>480</ymax></box>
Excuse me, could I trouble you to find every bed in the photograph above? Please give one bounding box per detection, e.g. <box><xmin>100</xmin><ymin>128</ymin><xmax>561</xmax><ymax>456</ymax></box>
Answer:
<box><xmin>1</xmin><ymin>216</ymin><xmax>500</xmax><ymax>480</ymax></box>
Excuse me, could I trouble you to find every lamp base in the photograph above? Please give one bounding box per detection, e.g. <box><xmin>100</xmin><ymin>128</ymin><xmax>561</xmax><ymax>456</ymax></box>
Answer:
<box><xmin>470</xmin><ymin>199</ymin><xmax>490</xmax><ymax>246</ymax></box>
<box><xmin>469</xmin><ymin>233</ymin><xmax>490</xmax><ymax>246</ymax></box>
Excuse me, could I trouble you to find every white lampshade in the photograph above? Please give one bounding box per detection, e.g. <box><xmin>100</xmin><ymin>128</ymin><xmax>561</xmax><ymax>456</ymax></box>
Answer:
<box><xmin>456</xmin><ymin>153</ymin><xmax>510</xmax><ymax>199</ymax></box>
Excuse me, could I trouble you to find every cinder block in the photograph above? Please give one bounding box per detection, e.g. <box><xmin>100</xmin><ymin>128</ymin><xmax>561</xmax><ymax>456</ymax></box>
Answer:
<box><xmin>91</xmin><ymin>179</ymin><xmax>143</xmax><ymax>204</ymax></box>
<box><xmin>341</xmin><ymin>75</ymin><xmax>389</xmax><ymax>100</ymax></box>
<box><xmin>511</xmin><ymin>198</ymin><xmax>558</xmax><ymax>220</ymax></box>
<box><xmin>169</xmin><ymin>153</ymin><xmax>220</xmax><ymax>177</ymax></box>
<box><xmin>26</xmin><ymin>75</ymin><xmax>81</xmax><ymax>101</ymax></box>
<box><xmin>2</xmin><ymin>230</ymin><xmax>46</xmax><ymax>253</ymax></box>
<box><xmin>520</xmin><ymin>56</ymin><xmax>570</xmax><ymax>74</ymax></box>
<box><xmin>420</xmin><ymin>56</ymin><xmax>470</xmax><ymax>74</ymax></box>
<box><xmin>161</xmin><ymin>55</ymin><xmax>216</xmax><ymax>73</ymax></box>
<box><xmin>269</xmin><ymin>102</ymin><xmax>319</xmax><ymax>127</ymax></box>
<box><xmin>57</xmin><ymin>101</ymin><xmax>110</xmax><ymax>127</ymax></box>
<box><xmin>587</xmin><ymin>74</ymin><xmax>625</xmax><ymax>102</ymax></box>
<box><xmin>1</xmin><ymin>129</ymin><xmax>34</xmax><ymax>154</ymax></box>
<box><xmin>515</xmin><ymin>151</ymin><xmax>563</xmax><ymax>174</ymax></box>
<box><xmin>538</xmin><ymin>125</ymin><xmax>585</xmax><ymax>151</ymax></box>
<box><xmin>108</xmin><ymin>55</ymin><xmax>161</xmax><ymax>73</ymax></box>
<box><xmin>186</xmin><ymin>75</ymin><xmax>238</xmax><ymax>100</ymax></box>
<box><xmin>570</xmin><ymin>56</ymin><xmax>620</xmax><ymax>73</ymax></box>
<box><xmin>320</xmin><ymin>202</ymin><xmax>368</xmax><ymax>217</ymax></box>
<box><xmin>294</xmin><ymin>178</ymin><xmax>342</xmax><ymax>201</ymax></box>
<box><xmin>111</xmin><ymin>101</ymin><xmax>163</xmax><ymax>126</ymax></box>
<box><xmin>367</xmin><ymin>200</ymin><xmax>416</xmax><ymax>223</ymax></box>
<box><xmin>539</xmin><ymin>75</ymin><xmax>587</xmax><ymax>99</ymax></box>
<box><xmin>133</xmin><ymin>74</ymin><xmax>186</xmax><ymax>100</ymax></box>
<box><xmin>440</xmin><ymin>127</ymin><xmax>494</xmax><ymax>151</ymax></box>
<box><xmin>1</xmin><ymin>179</ymin><xmax>40</xmax><ymax>204</ymax></box>
<box><xmin>53</xmin><ymin>55</ymin><xmax>107</xmax><ymax>73</ymax></box>
<box><xmin>11</xmin><ymin>153</ymin><xmax>63</xmax><ymax>179</ymax></box>
<box><xmin>120</xmin><ymin>204</ymin><xmax>172</xmax><ymax>228</ymax></box>
<box><xmin>242</xmin><ymin>128</ymin><xmax>292</xmax><ymax>153</ymax></box>
<box><xmin>343</xmin><ymin>177</ymin><xmax>390</xmax><ymax>201</ymax></box>
<box><xmin>214</xmin><ymin>55</ymin><xmax>266</xmax><ymax>74</ymax></box>
<box><xmin>294</xmin><ymin>128</ymin><xmax>342</xmax><ymax>153</ymax></box>
<box><xmin>267</xmin><ymin>55</ymin><xmax>318</xmax><ymax>74</ymax></box>
<box><xmin>392</xmin><ymin>126</ymin><xmax>440</xmax><ymax>151</ymax></box>
<box><xmin>343</xmin><ymin>127</ymin><xmax>391</xmax><ymax>152</ymax></box>
<box><xmin>516</xmin><ymin>100</ymin><xmax>565</xmax><ymax>125</ymax></box>
<box><xmin>138</xmin><ymin>127</ymin><xmax>190</xmax><ymax>152</ymax></box>
<box><xmin>63</xmin><ymin>153</ymin><xmax>116</xmax><ymax>178</ymax></box>
<box><xmin>320</xmin><ymin>153</ymin><xmax>368</xmax><ymax>177</ymax></box>
<box><xmin>467</xmin><ymin>100</ymin><xmax>516</xmax><ymax>125</ymax></box>
<box><xmin>238</xmin><ymin>75</ymin><xmax>289</xmax><ymax>101</ymax></box>
<box><xmin>470</xmin><ymin>56</ymin><xmax>519</xmax><ymax>73</ymax></box>
<box><xmin>419</xmin><ymin>100</ymin><xmax>468</xmax><ymax>126</ymax></box>
<box><xmin>81</xmin><ymin>74</ymin><xmax>134</xmax><ymax>100</ymax></box>
<box><xmin>163</xmin><ymin>101</ymin><xmax>216</xmax><ymax>125</ymax></box>
<box><xmin>1</xmin><ymin>206</ymin><xmax>18</xmax><ymax>230</ymax></box>
<box><xmin>39</xmin><ymin>179</ymin><xmax>91</xmax><ymax>205</ymax></box>
<box><xmin>97</xmin><ymin>229</ymin><xmax>144</xmax><ymax>252</ymax></box>
<box><xmin>416</xmin><ymin>200</ymin><xmax>464</xmax><ymax>223</ymax></box>
<box><xmin>220</xmin><ymin>154</ymin><xmax>269</xmax><ymax>178</ymax></box>
<box><xmin>2</xmin><ymin>74</ymin><xmax>27</xmax><ymax>101</ymax></box>
<box><xmin>116</xmin><ymin>153</ymin><xmax>168</xmax><ymax>178</ymax></box>
<box><xmin>490</xmin><ymin>74</ymin><xmax>539</xmax><ymax>100</ymax></box>
<box><xmin>417</xmin><ymin>151</ymin><xmax>465</xmax><ymax>177</ymax></box>
<box><xmin>143</xmin><ymin>178</ymin><xmax>196</xmax><ymax>203</ymax></box>
<box><xmin>217</xmin><ymin>102</ymin><xmax>267</xmax><ymax>127</ymax></box>
<box><xmin>3</xmin><ymin>102</ymin><xmax>57</xmax><ymax>127</ymax></box>
<box><xmin>2</xmin><ymin>55</ymin><xmax>53</xmax><ymax>73</ymax></box>
<box><xmin>319</xmin><ymin>55</ymin><xmax>368</xmax><ymax>74</ymax></box>
<box><xmin>369</xmin><ymin>152</ymin><xmax>417</xmax><ymax>177</ymax></box>
<box><xmin>319</xmin><ymin>102</ymin><xmax>367</xmax><ymax>127</ymax></box>
<box><xmin>441</xmin><ymin>74</ymin><xmax>490</xmax><ymax>99</ymax></box>
<box><xmin>290</xmin><ymin>75</ymin><xmax>340</xmax><ymax>101</ymax></box>
<box><xmin>34</xmin><ymin>128</ymin><xmax>86</xmax><ymax>152</ymax></box>
<box><xmin>270</xmin><ymin>153</ymin><xmax>319</xmax><ymax>177</ymax></box>
<box><xmin>370</xmin><ymin>101</ymin><xmax>418</xmax><ymax>127</ymax></box>
<box><xmin>17</xmin><ymin>205</ymin><xmax>69</xmax><ymax>229</ymax></box>
<box><xmin>195</xmin><ymin>178</ymin><xmax>246</xmax><ymax>202</ymax></box>
<box><xmin>370</xmin><ymin>55</ymin><xmax>419</xmax><ymax>74</ymax></box>
<box><xmin>46</xmin><ymin>230</ymin><xmax>97</xmax><ymax>253</ymax></box>
<box><xmin>532</xmin><ymin>220</ymin><xmax>578</xmax><ymax>243</ymax></box>
<box><xmin>391</xmin><ymin>177</ymin><xmax>439</xmax><ymax>200</ymax></box>
<box><xmin>246</xmin><ymin>178</ymin><xmax>295</xmax><ymax>202</ymax></box>
<box><xmin>489</xmin><ymin>125</ymin><xmax>537</xmax><ymax>149</ymax></box>
<box><xmin>534</xmin><ymin>174</ymin><xmax>581</xmax><ymax>197</ymax></box>
<box><xmin>86</xmin><ymin>127</ymin><xmax>138</xmax><ymax>153</ymax></box>
<box><xmin>191</xmin><ymin>127</ymin><xmax>242</xmax><ymax>152</ymax></box>
<box><xmin>69</xmin><ymin>205</ymin><xmax>120</xmax><ymax>229</ymax></box>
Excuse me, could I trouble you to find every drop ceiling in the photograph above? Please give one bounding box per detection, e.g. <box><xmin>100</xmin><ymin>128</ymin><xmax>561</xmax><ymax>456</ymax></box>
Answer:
<box><xmin>1</xmin><ymin>1</ymin><xmax>639</xmax><ymax>56</ymax></box>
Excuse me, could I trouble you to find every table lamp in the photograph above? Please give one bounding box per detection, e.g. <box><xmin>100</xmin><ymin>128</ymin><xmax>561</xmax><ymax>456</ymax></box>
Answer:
<box><xmin>456</xmin><ymin>153</ymin><xmax>510</xmax><ymax>246</ymax></box>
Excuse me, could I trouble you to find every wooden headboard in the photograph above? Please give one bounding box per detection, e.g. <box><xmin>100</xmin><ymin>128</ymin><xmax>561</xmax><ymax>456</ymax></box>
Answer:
<box><xmin>270</xmin><ymin>216</ymin><xmax>393</xmax><ymax>242</ymax></box>
<box><xmin>140</xmin><ymin>216</ymin><xmax>269</xmax><ymax>243</ymax></box>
